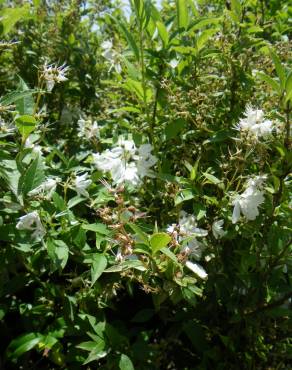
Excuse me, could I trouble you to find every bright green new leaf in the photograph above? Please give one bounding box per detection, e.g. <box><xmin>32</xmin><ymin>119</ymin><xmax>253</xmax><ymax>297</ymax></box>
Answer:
<box><xmin>176</xmin><ymin>0</ymin><xmax>189</xmax><ymax>30</ymax></box>
<box><xmin>0</xmin><ymin>6</ymin><xmax>30</xmax><ymax>35</ymax></box>
<box><xmin>285</xmin><ymin>70</ymin><xmax>292</xmax><ymax>103</ymax></box>
<box><xmin>196</xmin><ymin>29</ymin><xmax>218</xmax><ymax>51</ymax></box>
<box><xmin>156</xmin><ymin>21</ymin><xmax>169</xmax><ymax>48</ymax></box>
<box><xmin>15</xmin><ymin>115</ymin><xmax>37</xmax><ymax>139</ymax></box>
<box><xmin>150</xmin><ymin>232</ymin><xmax>171</xmax><ymax>253</ymax></box>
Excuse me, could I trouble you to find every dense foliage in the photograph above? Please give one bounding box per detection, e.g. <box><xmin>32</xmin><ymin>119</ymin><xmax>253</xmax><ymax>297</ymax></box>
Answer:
<box><xmin>0</xmin><ymin>0</ymin><xmax>291</xmax><ymax>369</ymax></box>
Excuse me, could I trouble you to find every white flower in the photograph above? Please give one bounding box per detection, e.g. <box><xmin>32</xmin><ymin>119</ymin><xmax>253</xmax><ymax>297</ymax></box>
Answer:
<box><xmin>232</xmin><ymin>175</ymin><xmax>266</xmax><ymax>223</ymax></box>
<box><xmin>169</xmin><ymin>59</ymin><xmax>179</xmax><ymax>69</ymax></box>
<box><xmin>101</xmin><ymin>40</ymin><xmax>113</xmax><ymax>50</ymax></box>
<box><xmin>24</xmin><ymin>136</ymin><xmax>42</xmax><ymax>153</ymax></box>
<box><xmin>0</xmin><ymin>118</ymin><xmax>15</xmax><ymax>134</ymax></box>
<box><xmin>212</xmin><ymin>219</ymin><xmax>225</xmax><ymax>239</ymax></box>
<box><xmin>93</xmin><ymin>138</ymin><xmax>156</xmax><ymax>186</ymax></box>
<box><xmin>235</xmin><ymin>105</ymin><xmax>276</xmax><ymax>140</ymax></box>
<box><xmin>181</xmin><ymin>238</ymin><xmax>204</xmax><ymax>260</ymax></box>
<box><xmin>179</xmin><ymin>211</ymin><xmax>208</xmax><ymax>237</ymax></box>
<box><xmin>137</xmin><ymin>144</ymin><xmax>157</xmax><ymax>178</ymax></box>
<box><xmin>75</xmin><ymin>173</ymin><xmax>92</xmax><ymax>197</ymax></box>
<box><xmin>16</xmin><ymin>211</ymin><xmax>45</xmax><ymax>240</ymax></box>
<box><xmin>167</xmin><ymin>211</ymin><xmax>208</xmax><ymax>259</ymax></box>
<box><xmin>185</xmin><ymin>261</ymin><xmax>208</xmax><ymax>279</ymax></box>
<box><xmin>28</xmin><ymin>177</ymin><xmax>59</xmax><ymax>199</ymax></box>
<box><xmin>41</xmin><ymin>61</ymin><xmax>69</xmax><ymax>92</ymax></box>
<box><xmin>77</xmin><ymin>118</ymin><xmax>99</xmax><ymax>140</ymax></box>
<box><xmin>101</xmin><ymin>40</ymin><xmax>121</xmax><ymax>73</ymax></box>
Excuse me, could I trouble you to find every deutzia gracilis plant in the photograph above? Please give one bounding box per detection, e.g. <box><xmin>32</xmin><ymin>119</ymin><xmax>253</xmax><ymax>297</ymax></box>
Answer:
<box><xmin>0</xmin><ymin>1</ymin><xmax>291</xmax><ymax>369</ymax></box>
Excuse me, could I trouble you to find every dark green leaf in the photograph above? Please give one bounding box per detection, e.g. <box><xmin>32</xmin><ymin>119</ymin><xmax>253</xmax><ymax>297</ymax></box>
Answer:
<box><xmin>119</xmin><ymin>354</ymin><xmax>135</xmax><ymax>370</ymax></box>
<box><xmin>91</xmin><ymin>254</ymin><xmax>107</xmax><ymax>285</ymax></box>
<box><xmin>19</xmin><ymin>154</ymin><xmax>45</xmax><ymax>196</ymax></box>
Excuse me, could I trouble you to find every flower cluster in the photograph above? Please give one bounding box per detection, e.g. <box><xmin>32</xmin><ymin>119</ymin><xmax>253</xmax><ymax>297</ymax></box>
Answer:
<box><xmin>232</xmin><ymin>175</ymin><xmax>267</xmax><ymax>223</ymax></box>
<box><xmin>28</xmin><ymin>177</ymin><xmax>59</xmax><ymax>199</ymax></box>
<box><xmin>101</xmin><ymin>40</ymin><xmax>121</xmax><ymax>73</ymax></box>
<box><xmin>212</xmin><ymin>219</ymin><xmax>225</xmax><ymax>239</ymax></box>
<box><xmin>77</xmin><ymin>118</ymin><xmax>99</xmax><ymax>140</ymax></box>
<box><xmin>167</xmin><ymin>211</ymin><xmax>208</xmax><ymax>279</ymax></box>
<box><xmin>235</xmin><ymin>105</ymin><xmax>276</xmax><ymax>141</ymax></box>
<box><xmin>93</xmin><ymin>138</ymin><xmax>157</xmax><ymax>186</ymax></box>
<box><xmin>41</xmin><ymin>62</ymin><xmax>69</xmax><ymax>92</ymax></box>
<box><xmin>16</xmin><ymin>211</ymin><xmax>45</xmax><ymax>240</ymax></box>
<box><xmin>74</xmin><ymin>173</ymin><xmax>92</xmax><ymax>197</ymax></box>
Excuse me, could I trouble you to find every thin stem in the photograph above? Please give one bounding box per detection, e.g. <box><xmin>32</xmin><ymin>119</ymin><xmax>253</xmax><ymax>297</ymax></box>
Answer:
<box><xmin>285</xmin><ymin>101</ymin><xmax>290</xmax><ymax>150</ymax></box>
<box><xmin>138</xmin><ymin>18</ymin><xmax>153</xmax><ymax>145</ymax></box>
<box><xmin>33</xmin><ymin>77</ymin><xmax>45</xmax><ymax>116</ymax></box>
<box><xmin>260</xmin><ymin>0</ymin><xmax>265</xmax><ymax>26</ymax></box>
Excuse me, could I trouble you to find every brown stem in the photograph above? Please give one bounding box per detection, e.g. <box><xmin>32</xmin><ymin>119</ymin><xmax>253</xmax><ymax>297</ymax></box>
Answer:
<box><xmin>244</xmin><ymin>290</ymin><xmax>292</xmax><ymax>316</ymax></box>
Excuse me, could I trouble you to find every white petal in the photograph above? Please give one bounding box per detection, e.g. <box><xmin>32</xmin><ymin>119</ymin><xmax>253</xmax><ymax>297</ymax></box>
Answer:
<box><xmin>185</xmin><ymin>261</ymin><xmax>208</xmax><ymax>279</ymax></box>
<box><xmin>232</xmin><ymin>200</ymin><xmax>241</xmax><ymax>224</ymax></box>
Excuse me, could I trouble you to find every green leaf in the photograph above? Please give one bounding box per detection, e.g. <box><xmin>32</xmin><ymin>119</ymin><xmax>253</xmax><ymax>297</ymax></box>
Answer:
<box><xmin>131</xmin><ymin>309</ymin><xmax>155</xmax><ymax>323</ymax></box>
<box><xmin>174</xmin><ymin>189</ymin><xmax>194</xmax><ymax>205</ymax></box>
<box><xmin>76</xmin><ymin>341</ymin><xmax>97</xmax><ymax>352</ymax></box>
<box><xmin>189</xmin><ymin>17</ymin><xmax>221</xmax><ymax>32</ymax></box>
<box><xmin>203</xmin><ymin>172</ymin><xmax>222</xmax><ymax>185</ymax></box>
<box><xmin>156</xmin><ymin>21</ymin><xmax>169</xmax><ymax>48</ymax></box>
<box><xmin>257</xmin><ymin>72</ymin><xmax>281</xmax><ymax>95</ymax></box>
<box><xmin>115</xmin><ymin>18</ymin><xmax>139</xmax><ymax>61</ymax></box>
<box><xmin>15</xmin><ymin>115</ymin><xmax>37</xmax><ymax>140</ymax></box>
<box><xmin>47</xmin><ymin>239</ymin><xmax>69</xmax><ymax>271</ymax></box>
<box><xmin>0</xmin><ymin>89</ymin><xmax>37</xmax><ymax>107</ymax></box>
<box><xmin>1</xmin><ymin>159</ymin><xmax>22</xmax><ymax>202</ymax></box>
<box><xmin>123</xmin><ymin>79</ymin><xmax>145</xmax><ymax>101</ymax></box>
<box><xmin>230</xmin><ymin>0</ymin><xmax>242</xmax><ymax>22</ymax></box>
<box><xmin>150</xmin><ymin>233</ymin><xmax>171</xmax><ymax>253</ymax></box>
<box><xmin>119</xmin><ymin>354</ymin><xmax>135</xmax><ymax>370</ymax></box>
<box><xmin>270</xmin><ymin>49</ymin><xmax>286</xmax><ymax>89</ymax></box>
<box><xmin>165</xmin><ymin>119</ymin><xmax>186</xmax><ymax>140</ymax></box>
<box><xmin>15</xmin><ymin>77</ymin><xmax>35</xmax><ymax>115</ymax></box>
<box><xmin>127</xmin><ymin>223</ymin><xmax>149</xmax><ymax>245</ymax></box>
<box><xmin>196</xmin><ymin>29</ymin><xmax>218</xmax><ymax>51</ymax></box>
<box><xmin>67</xmin><ymin>195</ymin><xmax>84</xmax><ymax>209</ymax></box>
<box><xmin>285</xmin><ymin>70</ymin><xmax>292</xmax><ymax>102</ymax></box>
<box><xmin>160</xmin><ymin>247</ymin><xmax>179</xmax><ymax>264</ymax></box>
<box><xmin>83</xmin><ymin>347</ymin><xmax>108</xmax><ymax>365</ymax></box>
<box><xmin>176</xmin><ymin>0</ymin><xmax>189</xmax><ymax>30</ymax></box>
<box><xmin>121</xmin><ymin>56</ymin><xmax>141</xmax><ymax>80</ymax></box>
<box><xmin>82</xmin><ymin>223</ymin><xmax>109</xmax><ymax>235</ymax></box>
<box><xmin>191</xmin><ymin>156</ymin><xmax>200</xmax><ymax>181</ymax></box>
<box><xmin>0</xmin><ymin>6</ymin><xmax>30</xmax><ymax>35</ymax></box>
<box><xmin>91</xmin><ymin>254</ymin><xmax>107</xmax><ymax>285</ymax></box>
<box><xmin>19</xmin><ymin>154</ymin><xmax>45</xmax><ymax>196</ymax></box>
<box><xmin>7</xmin><ymin>333</ymin><xmax>43</xmax><ymax>359</ymax></box>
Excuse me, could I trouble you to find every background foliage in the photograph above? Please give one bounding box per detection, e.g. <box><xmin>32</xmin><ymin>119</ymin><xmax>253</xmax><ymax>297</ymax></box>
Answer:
<box><xmin>0</xmin><ymin>0</ymin><xmax>291</xmax><ymax>369</ymax></box>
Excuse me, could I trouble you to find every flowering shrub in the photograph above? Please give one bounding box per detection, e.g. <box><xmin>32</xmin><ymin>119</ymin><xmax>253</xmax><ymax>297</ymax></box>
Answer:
<box><xmin>0</xmin><ymin>0</ymin><xmax>291</xmax><ymax>369</ymax></box>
